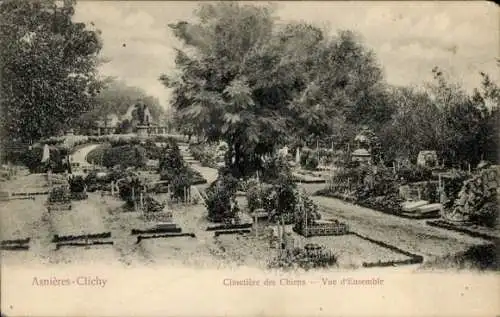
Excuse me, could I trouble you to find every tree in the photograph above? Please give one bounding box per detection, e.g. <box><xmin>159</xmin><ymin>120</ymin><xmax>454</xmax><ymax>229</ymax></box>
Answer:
<box><xmin>161</xmin><ymin>3</ymin><xmax>288</xmax><ymax>178</ymax></box>
<box><xmin>380</xmin><ymin>68</ymin><xmax>499</xmax><ymax>166</ymax></box>
<box><xmin>75</xmin><ymin>79</ymin><xmax>165</xmax><ymax>132</ymax></box>
<box><xmin>162</xmin><ymin>2</ymin><xmax>388</xmax><ymax>178</ymax></box>
<box><xmin>0</xmin><ymin>0</ymin><xmax>104</xmax><ymax>143</ymax></box>
<box><xmin>289</xmin><ymin>30</ymin><xmax>391</xmax><ymax>141</ymax></box>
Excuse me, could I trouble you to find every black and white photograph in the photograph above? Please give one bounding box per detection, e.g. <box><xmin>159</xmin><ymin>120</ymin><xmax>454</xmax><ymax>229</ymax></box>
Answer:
<box><xmin>1</xmin><ymin>1</ymin><xmax>499</xmax><ymax>316</ymax></box>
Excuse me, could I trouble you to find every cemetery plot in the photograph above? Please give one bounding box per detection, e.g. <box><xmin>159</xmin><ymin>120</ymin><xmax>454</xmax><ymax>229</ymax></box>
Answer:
<box><xmin>1</xmin><ymin>237</ymin><xmax>30</xmax><ymax>251</ymax></box>
<box><xmin>297</xmin><ymin>234</ymin><xmax>416</xmax><ymax>268</ymax></box>
<box><xmin>0</xmin><ymin>198</ymin><xmax>41</xmax><ymax>242</ymax></box>
<box><xmin>138</xmin><ymin>236</ymin><xmax>223</xmax><ymax>268</ymax></box>
<box><xmin>49</xmin><ymin>198</ymin><xmax>113</xmax><ymax>249</ymax></box>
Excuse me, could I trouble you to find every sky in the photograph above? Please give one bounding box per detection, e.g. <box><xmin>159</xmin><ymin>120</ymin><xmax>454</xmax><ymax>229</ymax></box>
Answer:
<box><xmin>73</xmin><ymin>1</ymin><xmax>499</xmax><ymax>109</ymax></box>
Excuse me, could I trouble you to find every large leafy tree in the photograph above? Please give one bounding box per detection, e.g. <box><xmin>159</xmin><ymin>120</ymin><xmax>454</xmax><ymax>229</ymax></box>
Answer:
<box><xmin>162</xmin><ymin>3</ymin><xmax>291</xmax><ymax>178</ymax></box>
<box><xmin>380</xmin><ymin>68</ymin><xmax>499</xmax><ymax>166</ymax></box>
<box><xmin>162</xmin><ymin>2</ymin><xmax>388</xmax><ymax>177</ymax></box>
<box><xmin>0</xmin><ymin>0</ymin><xmax>104</xmax><ymax>143</ymax></box>
<box><xmin>289</xmin><ymin>30</ymin><xmax>391</xmax><ymax>144</ymax></box>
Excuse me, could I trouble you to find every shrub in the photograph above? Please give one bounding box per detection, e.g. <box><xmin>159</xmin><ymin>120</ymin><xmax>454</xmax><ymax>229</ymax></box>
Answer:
<box><xmin>158</xmin><ymin>141</ymin><xmax>184</xmax><ymax>171</ymax></box>
<box><xmin>396</xmin><ymin>166</ymin><xmax>434</xmax><ymax>183</ymax></box>
<box><xmin>21</xmin><ymin>146</ymin><xmax>69</xmax><ymax>173</ymax></box>
<box><xmin>86</xmin><ymin>144</ymin><xmax>110</xmax><ymax>165</ymax></box>
<box><xmin>206</xmin><ymin>172</ymin><xmax>239</xmax><ymax>222</ymax></box>
<box><xmin>118</xmin><ymin>177</ymin><xmax>144</xmax><ymax>207</ymax></box>
<box><xmin>158</xmin><ymin>139</ymin><xmax>207</xmax><ymax>200</ymax></box>
<box><xmin>160</xmin><ymin>166</ymin><xmax>196</xmax><ymax>201</ymax></box>
<box><xmin>268</xmin><ymin>245</ymin><xmax>337</xmax><ymax>270</ymax></box>
<box><xmin>261</xmin><ymin>155</ymin><xmax>292</xmax><ymax>183</ymax></box>
<box><xmin>48</xmin><ymin>186</ymin><xmax>71</xmax><ymax>203</ymax></box>
<box><xmin>246</xmin><ymin>173</ymin><xmax>320</xmax><ymax>225</ymax></box>
<box><xmin>102</xmin><ymin>145</ymin><xmax>147</xmax><ymax>168</ymax></box>
<box><xmin>189</xmin><ymin>143</ymin><xmax>219</xmax><ymax>168</ymax></box>
<box><xmin>300</xmin><ymin>149</ymin><xmax>319</xmax><ymax>170</ymax></box>
<box><xmin>68</xmin><ymin>176</ymin><xmax>86</xmax><ymax>193</ymax></box>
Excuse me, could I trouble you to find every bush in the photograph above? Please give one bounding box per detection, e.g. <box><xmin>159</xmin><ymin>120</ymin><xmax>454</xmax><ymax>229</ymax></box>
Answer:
<box><xmin>160</xmin><ymin>166</ymin><xmax>196</xmax><ymax>201</ymax></box>
<box><xmin>101</xmin><ymin>145</ymin><xmax>147</xmax><ymax>168</ymax></box>
<box><xmin>206</xmin><ymin>172</ymin><xmax>239</xmax><ymax>222</ymax></box>
<box><xmin>300</xmin><ymin>149</ymin><xmax>319</xmax><ymax>170</ymax></box>
<box><xmin>86</xmin><ymin>144</ymin><xmax>110</xmax><ymax>165</ymax></box>
<box><xmin>158</xmin><ymin>139</ymin><xmax>207</xmax><ymax>200</ymax></box>
<box><xmin>158</xmin><ymin>141</ymin><xmax>184</xmax><ymax>171</ymax></box>
<box><xmin>21</xmin><ymin>146</ymin><xmax>69</xmax><ymax>173</ymax></box>
<box><xmin>48</xmin><ymin>186</ymin><xmax>71</xmax><ymax>204</ymax></box>
<box><xmin>261</xmin><ymin>155</ymin><xmax>292</xmax><ymax>183</ymax></box>
<box><xmin>268</xmin><ymin>245</ymin><xmax>337</xmax><ymax>270</ymax></box>
<box><xmin>189</xmin><ymin>143</ymin><xmax>219</xmax><ymax>168</ymax></box>
<box><xmin>396</xmin><ymin>166</ymin><xmax>434</xmax><ymax>183</ymax></box>
<box><xmin>118</xmin><ymin>177</ymin><xmax>144</xmax><ymax>207</ymax></box>
<box><xmin>84</xmin><ymin>168</ymin><xmax>133</xmax><ymax>192</ymax></box>
<box><xmin>246</xmin><ymin>173</ymin><xmax>320</xmax><ymax>225</ymax></box>
<box><xmin>68</xmin><ymin>175</ymin><xmax>86</xmax><ymax>193</ymax></box>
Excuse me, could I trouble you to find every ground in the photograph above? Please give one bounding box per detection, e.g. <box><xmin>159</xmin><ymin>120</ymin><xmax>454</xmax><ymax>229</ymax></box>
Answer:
<box><xmin>0</xmin><ymin>143</ymin><xmax>495</xmax><ymax>271</ymax></box>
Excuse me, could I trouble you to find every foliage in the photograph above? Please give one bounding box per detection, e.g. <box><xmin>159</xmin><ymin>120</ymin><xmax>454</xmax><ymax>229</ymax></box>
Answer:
<box><xmin>205</xmin><ymin>172</ymin><xmax>239</xmax><ymax>222</ymax></box>
<box><xmin>21</xmin><ymin>145</ymin><xmax>69</xmax><ymax>173</ymax></box>
<box><xmin>268</xmin><ymin>245</ymin><xmax>337</xmax><ymax>270</ymax></box>
<box><xmin>261</xmin><ymin>154</ymin><xmax>292</xmax><ymax>183</ymax></box>
<box><xmin>75</xmin><ymin>79</ymin><xmax>166</xmax><ymax>133</ymax></box>
<box><xmin>163</xmin><ymin>2</ymin><xmax>387</xmax><ymax>178</ymax></box>
<box><xmin>246</xmin><ymin>173</ymin><xmax>320</xmax><ymax>224</ymax></box>
<box><xmin>396</xmin><ymin>166</ymin><xmax>435</xmax><ymax>184</ymax></box>
<box><xmin>68</xmin><ymin>175</ymin><xmax>85</xmax><ymax>193</ymax></box>
<box><xmin>118</xmin><ymin>176</ymin><xmax>143</xmax><ymax>207</ymax></box>
<box><xmin>158</xmin><ymin>139</ymin><xmax>206</xmax><ymax>200</ymax></box>
<box><xmin>380</xmin><ymin>69</ymin><xmax>499</xmax><ymax>166</ymax></box>
<box><xmin>158</xmin><ymin>140</ymin><xmax>184</xmax><ymax>171</ymax></box>
<box><xmin>84</xmin><ymin>168</ymin><xmax>133</xmax><ymax>192</ymax></box>
<box><xmin>189</xmin><ymin>143</ymin><xmax>219</xmax><ymax>168</ymax></box>
<box><xmin>48</xmin><ymin>186</ymin><xmax>71</xmax><ymax>203</ymax></box>
<box><xmin>446</xmin><ymin>168</ymin><xmax>499</xmax><ymax>227</ymax></box>
<box><xmin>299</xmin><ymin>149</ymin><xmax>319</xmax><ymax>170</ymax></box>
<box><xmin>143</xmin><ymin>195</ymin><xmax>165</xmax><ymax>213</ymax></box>
<box><xmin>85</xmin><ymin>144</ymin><xmax>110</xmax><ymax>165</ymax></box>
<box><xmin>0</xmin><ymin>0</ymin><xmax>104</xmax><ymax>144</ymax></box>
<box><xmin>101</xmin><ymin>145</ymin><xmax>147</xmax><ymax>168</ymax></box>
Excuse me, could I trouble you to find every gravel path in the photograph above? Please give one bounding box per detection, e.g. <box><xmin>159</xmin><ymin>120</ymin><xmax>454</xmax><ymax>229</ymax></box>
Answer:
<box><xmin>311</xmin><ymin>195</ymin><xmax>488</xmax><ymax>259</ymax></box>
<box><xmin>69</xmin><ymin>143</ymin><xmax>101</xmax><ymax>168</ymax></box>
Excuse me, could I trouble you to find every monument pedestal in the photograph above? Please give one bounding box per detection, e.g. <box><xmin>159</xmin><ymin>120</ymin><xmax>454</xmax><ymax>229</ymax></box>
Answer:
<box><xmin>136</xmin><ymin>126</ymin><xmax>149</xmax><ymax>139</ymax></box>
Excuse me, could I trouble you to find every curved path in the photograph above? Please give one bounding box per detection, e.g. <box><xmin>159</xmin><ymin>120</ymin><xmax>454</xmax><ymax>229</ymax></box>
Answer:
<box><xmin>70</xmin><ymin>143</ymin><xmax>102</xmax><ymax>168</ymax></box>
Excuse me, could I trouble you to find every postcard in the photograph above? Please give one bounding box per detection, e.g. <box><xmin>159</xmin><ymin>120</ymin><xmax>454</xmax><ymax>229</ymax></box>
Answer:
<box><xmin>1</xmin><ymin>1</ymin><xmax>499</xmax><ymax>316</ymax></box>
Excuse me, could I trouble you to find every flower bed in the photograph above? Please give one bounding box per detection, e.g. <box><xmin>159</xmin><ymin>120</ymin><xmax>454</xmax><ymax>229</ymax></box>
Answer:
<box><xmin>267</xmin><ymin>244</ymin><xmax>337</xmax><ymax>270</ymax></box>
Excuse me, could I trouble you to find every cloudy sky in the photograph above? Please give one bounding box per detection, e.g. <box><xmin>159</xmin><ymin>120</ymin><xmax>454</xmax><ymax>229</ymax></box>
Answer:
<box><xmin>74</xmin><ymin>1</ymin><xmax>499</xmax><ymax>109</ymax></box>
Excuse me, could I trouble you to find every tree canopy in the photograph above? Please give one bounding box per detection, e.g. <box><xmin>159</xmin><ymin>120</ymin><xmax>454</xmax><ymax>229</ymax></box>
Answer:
<box><xmin>0</xmin><ymin>0</ymin><xmax>104</xmax><ymax>143</ymax></box>
<box><xmin>162</xmin><ymin>2</ymin><xmax>388</xmax><ymax>177</ymax></box>
<box><xmin>380</xmin><ymin>68</ymin><xmax>499</xmax><ymax>166</ymax></box>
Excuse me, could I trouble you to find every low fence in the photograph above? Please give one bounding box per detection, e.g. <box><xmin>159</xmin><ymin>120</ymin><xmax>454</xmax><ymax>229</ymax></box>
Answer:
<box><xmin>294</xmin><ymin>221</ymin><xmax>349</xmax><ymax>237</ymax></box>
